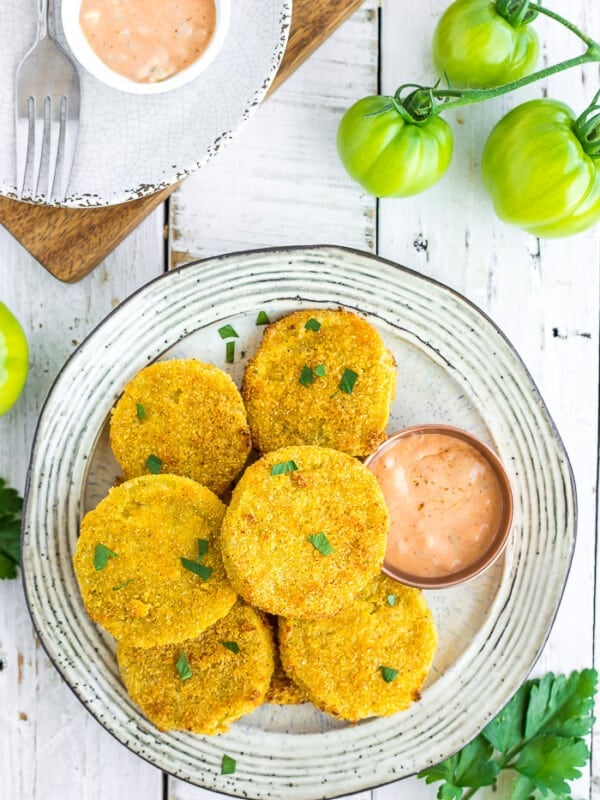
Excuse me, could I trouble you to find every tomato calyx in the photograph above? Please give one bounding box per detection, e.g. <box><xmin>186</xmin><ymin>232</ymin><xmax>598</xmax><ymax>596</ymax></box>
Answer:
<box><xmin>574</xmin><ymin>91</ymin><xmax>600</xmax><ymax>159</ymax></box>
<box><xmin>495</xmin><ymin>0</ymin><xmax>539</xmax><ymax>28</ymax></box>
<box><xmin>390</xmin><ymin>84</ymin><xmax>449</xmax><ymax>125</ymax></box>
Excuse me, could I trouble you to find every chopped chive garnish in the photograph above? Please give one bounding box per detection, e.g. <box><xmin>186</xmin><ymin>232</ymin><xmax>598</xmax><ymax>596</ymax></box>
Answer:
<box><xmin>271</xmin><ymin>460</ymin><xmax>299</xmax><ymax>476</ymax></box>
<box><xmin>218</xmin><ymin>324</ymin><xmax>239</xmax><ymax>339</ymax></box>
<box><xmin>221</xmin><ymin>755</ymin><xmax>236</xmax><ymax>775</ymax></box>
<box><xmin>136</xmin><ymin>403</ymin><xmax>146</xmax><ymax>420</ymax></box>
<box><xmin>380</xmin><ymin>666</ymin><xmax>399</xmax><ymax>683</ymax></box>
<box><xmin>176</xmin><ymin>652</ymin><xmax>192</xmax><ymax>681</ymax></box>
<box><xmin>181</xmin><ymin>558</ymin><xmax>213</xmax><ymax>580</ymax></box>
<box><xmin>221</xmin><ymin>641</ymin><xmax>240</xmax><ymax>654</ymax></box>
<box><xmin>112</xmin><ymin>579</ymin><xmax>134</xmax><ymax>591</ymax></box>
<box><xmin>339</xmin><ymin>368</ymin><xmax>358</xmax><ymax>394</ymax></box>
<box><xmin>256</xmin><ymin>310</ymin><xmax>270</xmax><ymax>325</ymax></box>
<box><xmin>94</xmin><ymin>543</ymin><xmax>118</xmax><ymax>571</ymax></box>
<box><xmin>299</xmin><ymin>365</ymin><xmax>314</xmax><ymax>387</ymax></box>
<box><xmin>314</xmin><ymin>364</ymin><xmax>326</xmax><ymax>377</ymax></box>
<box><xmin>305</xmin><ymin>318</ymin><xmax>321</xmax><ymax>332</ymax></box>
<box><xmin>308</xmin><ymin>532</ymin><xmax>333</xmax><ymax>556</ymax></box>
<box><xmin>198</xmin><ymin>539</ymin><xmax>209</xmax><ymax>558</ymax></box>
<box><xmin>387</xmin><ymin>594</ymin><xmax>397</xmax><ymax>607</ymax></box>
<box><xmin>146</xmin><ymin>454</ymin><xmax>162</xmax><ymax>474</ymax></box>
<box><xmin>226</xmin><ymin>340</ymin><xmax>235</xmax><ymax>364</ymax></box>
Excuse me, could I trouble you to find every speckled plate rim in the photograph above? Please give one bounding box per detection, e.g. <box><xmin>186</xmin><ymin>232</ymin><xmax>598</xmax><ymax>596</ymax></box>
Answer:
<box><xmin>21</xmin><ymin>245</ymin><xmax>577</xmax><ymax>800</ymax></box>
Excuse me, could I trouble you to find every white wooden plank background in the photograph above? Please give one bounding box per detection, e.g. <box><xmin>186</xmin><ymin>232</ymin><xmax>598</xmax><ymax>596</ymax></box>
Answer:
<box><xmin>1</xmin><ymin>1</ymin><xmax>599</xmax><ymax>799</ymax></box>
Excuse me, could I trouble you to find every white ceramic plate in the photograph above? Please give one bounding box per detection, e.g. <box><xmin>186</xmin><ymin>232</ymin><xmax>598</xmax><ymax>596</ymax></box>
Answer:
<box><xmin>1</xmin><ymin>0</ymin><xmax>291</xmax><ymax>206</ymax></box>
<box><xmin>22</xmin><ymin>246</ymin><xmax>576</xmax><ymax>799</ymax></box>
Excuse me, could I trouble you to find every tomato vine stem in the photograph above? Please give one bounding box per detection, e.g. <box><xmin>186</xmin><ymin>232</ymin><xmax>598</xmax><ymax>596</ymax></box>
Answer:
<box><xmin>394</xmin><ymin>51</ymin><xmax>599</xmax><ymax>123</ymax></box>
<box><xmin>392</xmin><ymin>2</ymin><xmax>600</xmax><ymax>124</ymax></box>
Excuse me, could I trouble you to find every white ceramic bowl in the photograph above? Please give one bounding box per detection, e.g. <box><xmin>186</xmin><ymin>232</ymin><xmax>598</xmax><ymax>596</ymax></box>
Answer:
<box><xmin>61</xmin><ymin>0</ymin><xmax>231</xmax><ymax>94</ymax></box>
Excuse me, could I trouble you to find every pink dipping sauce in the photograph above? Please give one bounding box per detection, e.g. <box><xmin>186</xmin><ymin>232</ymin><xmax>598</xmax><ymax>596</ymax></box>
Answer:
<box><xmin>80</xmin><ymin>0</ymin><xmax>217</xmax><ymax>83</ymax></box>
<box><xmin>369</xmin><ymin>431</ymin><xmax>505</xmax><ymax>579</ymax></box>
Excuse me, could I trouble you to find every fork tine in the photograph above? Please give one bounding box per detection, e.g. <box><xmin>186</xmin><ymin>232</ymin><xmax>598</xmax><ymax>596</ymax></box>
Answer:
<box><xmin>56</xmin><ymin>95</ymin><xmax>79</xmax><ymax>201</ymax></box>
<box><xmin>46</xmin><ymin>95</ymin><xmax>62</xmax><ymax>202</ymax></box>
<box><xmin>15</xmin><ymin>97</ymin><xmax>31</xmax><ymax>200</ymax></box>
<box><xmin>30</xmin><ymin>95</ymin><xmax>47</xmax><ymax>200</ymax></box>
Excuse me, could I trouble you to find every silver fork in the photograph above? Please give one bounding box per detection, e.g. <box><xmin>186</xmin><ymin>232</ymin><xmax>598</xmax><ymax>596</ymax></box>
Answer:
<box><xmin>15</xmin><ymin>0</ymin><xmax>80</xmax><ymax>202</ymax></box>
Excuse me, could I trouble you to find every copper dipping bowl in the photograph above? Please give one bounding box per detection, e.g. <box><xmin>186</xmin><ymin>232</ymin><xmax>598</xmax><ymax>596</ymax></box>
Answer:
<box><xmin>364</xmin><ymin>424</ymin><xmax>514</xmax><ymax>590</ymax></box>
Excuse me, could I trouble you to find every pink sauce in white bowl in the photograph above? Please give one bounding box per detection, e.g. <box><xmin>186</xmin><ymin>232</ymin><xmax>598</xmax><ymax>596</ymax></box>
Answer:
<box><xmin>62</xmin><ymin>0</ymin><xmax>230</xmax><ymax>94</ymax></box>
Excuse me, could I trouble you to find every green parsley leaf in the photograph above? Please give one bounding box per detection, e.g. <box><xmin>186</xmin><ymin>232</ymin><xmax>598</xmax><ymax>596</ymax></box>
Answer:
<box><xmin>218</xmin><ymin>324</ymin><xmax>239</xmax><ymax>339</ymax></box>
<box><xmin>314</xmin><ymin>364</ymin><xmax>326</xmax><ymax>377</ymax></box>
<box><xmin>176</xmin><ymin>652</ymin><xmax>192</xmax><ymax>681</ymax></box>
<box><xmin>94</xmin><ymin>543</ymin><xmax>118</xmax><ymax>571</ymax></box>
<box><xmin>112</xmin><ymin>579</ymin><xmax>134</xmax><ymax>591</ymax></box>
<box><xmin>339</xmin><ymin>368</ymin><xmax>358</xmax><ymax>394</ymax></box>
<box><xmin>420</xmin><ymin>670</ymin><xmax>598</xmax><ymax>800</ymax></box>
<box><xmin>226</xmin><ymin>340</ymin><xmax>235</xmax><ymax>364</ymax></box>
<box><xmin>0</xmin><ymin>480</ymin><xmax>23</xmax><ymax>516</ymax></box>
<box><xmin>146</xmin><ymin>454</ymin><xmax>162</xmax><ymax>474</ymax></box>
<box><xmin>0</xmin><ymin>552</ymin><xmax>17</xmax><ymax>580</ymax></box>
<box><xmin>181</xmin><ymin>558</ymin><xmax>213</xmax><ymax>580</ymax></box>
<box><xmin>387</xmin><ymin>594</ymin><xmax>396</xmax><ymax>607</ymax></box>
<box><xmin>515</xmin><ymin>735</ymin><xmax>589</xmax><ymax>795</ymax></box>
<box><xmin>221</xmin><ymin>641</ymin><xmax>240</xmax><ymax>654</ymax></box>
<box><xmin>304</xmin><ymin>318</ymin><xmax>321</xmax><ymax>332</ymax></box>
<box><xmin>221</xmin><ymin>754</ymin><xmax>236</xmax><ymax>775</ymax></box>
<box><xmin>483</xmin><ymin>682</ymin><xmax>528</xmax><ymax>753</ymax></box>
<box><xmin>271</xmin><ymin>460</ymin><xmax>299</xmax><ymax>476</ymax></box>
<box><xmin>0</xmin><ymin>480</ymin><xmax>23</xmax><ymax>580</ymax></box>
<box><xmin>299</xmin><ymin>365</ymin><xmax>314</xmax><ymax>386</ymax></box>
<box><xmin>136</xmin><ymin>403</ymin><xmax>145</xmax><ymax>420</ymax></box>
<box><xmin>198</xmin><ymin>539</ymin><xmax>209</xmax><ymax>558</ymax></box>
<box><xmin>308</xmin><ymin>532</ymin><xmax>333</xmax><ymax>556</ymax></box>
<box><xmin>419</xmin><ymin>737</ymin><xmax>499</xmax><ymax>796</ymax></box>
<box><xmin>0</xmin><ymin>519</ymin><xmax>21</xmax><ymax>565</ymax></box>
<box><xmin>379</xmin><ymin>666</ymin><xmax>399</xmax><ymax>683</ymax></box>
<box><xmin>256</xmin><ymin>310</ymin><xmax>270</xmax><ymax>325</ymax></box>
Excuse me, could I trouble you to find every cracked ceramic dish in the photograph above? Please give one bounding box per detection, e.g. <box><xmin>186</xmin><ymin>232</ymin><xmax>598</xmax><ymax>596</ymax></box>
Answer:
<box><xmin>0</xmin><ymin>0</ymin><xmax>291</xmax><ymax>206</ymax></box>
<box><xmin>22</xmin><ymin>246</ymin><xmax>576</xmax><ymax>799</ymax></box>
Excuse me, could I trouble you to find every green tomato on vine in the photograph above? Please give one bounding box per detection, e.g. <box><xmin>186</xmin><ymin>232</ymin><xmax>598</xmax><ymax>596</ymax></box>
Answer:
<box><xmin>336</xmin><ymin>95</ymin><xmax>453</xmax><ymax>198</ymax></box>
<box><xmin>433</xmin><ymin>0</ymin><xmax>539</xmax><ymax>89</ymax></box>
<box><xmin>482</xmin><ymin>98</ymin><xmax>600</xmax><ymax>237</ymax></box>
<box><xmin>336</xmin><ymin>0</ymin><xmax>600</xmax><ymax>237</ymax></box>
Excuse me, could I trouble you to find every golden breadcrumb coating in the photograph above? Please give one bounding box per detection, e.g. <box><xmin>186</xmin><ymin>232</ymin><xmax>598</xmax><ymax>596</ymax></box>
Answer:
<box><xmin>279</xmin><ymin>575</ymin><xmax>437</xmax><ymax>722</ymax></box>
<box><xmin>118</xmin><ymin>602</ymin><xmax>275</xmax><ymax>734</ymax></box>
<box><xmin>73</xmin><ymin>474</ymin><xmax>237</xmax><ymax>648</ymax></box>
<box><xmin>220</xmin><ymin>446</ymin><xmax>389</xmax><ymax>619</ymax></box>
<box><xmin>263</xmin><ymin>615</ymin><xmax>308</xmax><ymax>705</ymax></box>
<box><xmin>110</xmin><ymin>359</ymin><xmax>251</xmax><ymax>495</ymax></box>
<box><xmin>242</xmin><ymin>309</ymin><xmax>396</xmax><ymax>456</ymax></box>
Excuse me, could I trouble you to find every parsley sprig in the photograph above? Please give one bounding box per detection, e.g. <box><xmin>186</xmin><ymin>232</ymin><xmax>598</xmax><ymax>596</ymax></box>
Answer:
<box><xmin>0</xmin><ymin>479</ymin><xmax>23</xmax><ymax>580</ymax></box>
<box><xmin>419</xmin><ymin>669</ymin><xmax>597</xmax><ymax>800</ymax></box>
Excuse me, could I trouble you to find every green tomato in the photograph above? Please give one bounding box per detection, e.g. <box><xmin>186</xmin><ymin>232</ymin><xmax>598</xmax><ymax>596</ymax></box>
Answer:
<box><xmin>337</xmin><ymin>96</ymin><xmax>453</xmax><ymax>197</ymax></box>
<box><xmin>0</xmin><ymin>302</ymin><xmax>29</xmax><ymax>416</ymax></box>
<box><xmin>433</xmin><ymin>0</ymin><xmax>539</xmax><ymax>88</ymax></box>
<box><xmin>481</xmin><ymin>99</ymin><xmax>600</xmax><ymax>237</ymax></box>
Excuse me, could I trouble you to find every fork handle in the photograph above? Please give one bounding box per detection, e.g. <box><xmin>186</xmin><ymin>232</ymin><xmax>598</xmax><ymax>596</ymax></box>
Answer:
<box><xmin>37</xmin><ymin>0</ymin><xmax>49</xmax><ymax>39</ymax></box>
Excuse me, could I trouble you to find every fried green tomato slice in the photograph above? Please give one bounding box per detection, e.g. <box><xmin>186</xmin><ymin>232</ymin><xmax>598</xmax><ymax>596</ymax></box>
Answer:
<box><xmin>117</xmin><ymin>602</ymin><xmax>275</xmax><ymax>734</ymax></box>
<box><xmin>279</xmin><ymin>575</ymin><xmax>437</xmax><ymax>722</ymax></box>
<box><xmin>220</xmin><ymin>446</ymin><xmax>389</xmax><ymax>619</ymax></box>
<box><xmin>110</xmin><ymin>359</ymin><xmax>251</xmax><ymax>495</ymax></box>
<box><xmin>263</xmin><ymin>614</ymin><xmax>308</xmax><ymax>705</ymax></box>
<box><xmin>73</xmin><ymin>474</ymin><xmax>237</xmax><ymax>648</ymax></box>
<box><xmin>242</xmin><ymin>309</ymin><xmax>396</xmax><ymax>456</ymax></box>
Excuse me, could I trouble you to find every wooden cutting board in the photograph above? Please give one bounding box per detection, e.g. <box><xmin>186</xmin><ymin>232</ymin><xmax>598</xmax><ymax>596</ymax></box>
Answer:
<box><xmin>0</xmin><ymin>0</ymin><xmax>364</xmax><ymax>283</ymax></box>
